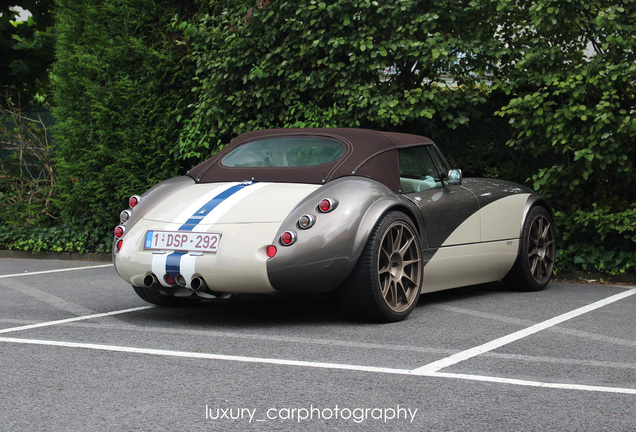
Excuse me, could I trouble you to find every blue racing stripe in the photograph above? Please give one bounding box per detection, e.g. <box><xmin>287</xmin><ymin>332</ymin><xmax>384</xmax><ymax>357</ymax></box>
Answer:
<box><xmin>179</xmin><ymin>183</ymin><xmax>250</xmax><ymax>231</ymax></box>
<box><xmin>165</xmin><ymin>183</ymin><xmax>251</xmax><ymax>279</ymax></box>
<box><xmin>166</xmin><ymin>251</ymin><xmax>187</xmax><ymax>276</ymax></box>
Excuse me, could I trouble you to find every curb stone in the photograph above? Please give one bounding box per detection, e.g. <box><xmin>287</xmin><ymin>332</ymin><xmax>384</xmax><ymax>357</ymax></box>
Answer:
<box><xmin>0</xmin><ymin>250</ymin><xmax>111</xmax><ymax>263</ymax></box>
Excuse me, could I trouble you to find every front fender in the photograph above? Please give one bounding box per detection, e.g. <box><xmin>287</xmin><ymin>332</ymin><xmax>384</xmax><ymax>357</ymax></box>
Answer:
<box><xmin>267</xmin><ymin>177</ymin><xmax>421</xmax><ymax>293</ymax></box>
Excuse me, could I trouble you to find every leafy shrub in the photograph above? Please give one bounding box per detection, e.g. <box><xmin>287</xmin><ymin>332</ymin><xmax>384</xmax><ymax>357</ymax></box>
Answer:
<box><xmin>0</xmin><ymin>223</ymin><xmax>111</xmax><ymax>254</ymax></box>
<box><xmin>51</xmin><ymin>0</ymin><xmax>200</xmax><ymax>234</ymax></box>
<box><xmin>493</xmin><ymin>0</ymin><xmax>635</xmax><ymax>274</ymax></box>
<box><xmin>177</xmin><ymin>0</ymin><xmax>507</xmax><ymax>159</ymax></box>
<box><xmin>0</xmin><ymin>102</ymin><xmax>55</xmax><ymax>227</ymax></box>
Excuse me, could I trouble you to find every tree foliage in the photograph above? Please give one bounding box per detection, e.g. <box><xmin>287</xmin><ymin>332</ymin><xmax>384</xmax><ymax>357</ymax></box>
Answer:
<box><xmin>0</xmin><ymin>101</ymin><xmax>54</xmax><ymax>226</ymax></box>
<box><xmin>51</xmin><ymin>0</ymin><xmax>199</xmax><ymax>232</ymax></box>
<box><xmin>492</xmin><ymin>0</ymin><xmax>635</xmax><ymax>274</ymax></box>
<box><xmin>0</xmin><ymin>0</ymin><xmax>55</xmax><ymax>106</ymax></box>
<box><xmin>178</xmin><ymin>0</ymin><xmax>505</xmax><ymax>158</ymax></box>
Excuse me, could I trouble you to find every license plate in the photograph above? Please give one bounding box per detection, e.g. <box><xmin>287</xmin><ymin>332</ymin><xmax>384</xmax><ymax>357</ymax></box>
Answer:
<box><xmin>144</xmin><ymin>230</ymin><xmax>221</xmax><ymax>253</ymax></box>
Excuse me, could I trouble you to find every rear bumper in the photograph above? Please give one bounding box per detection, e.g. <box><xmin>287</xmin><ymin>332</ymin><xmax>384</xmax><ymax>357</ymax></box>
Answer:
<box><xmin>115</xmin><ymin>220</ymin><xmax>278</xmax><ymax>294</ymax></box>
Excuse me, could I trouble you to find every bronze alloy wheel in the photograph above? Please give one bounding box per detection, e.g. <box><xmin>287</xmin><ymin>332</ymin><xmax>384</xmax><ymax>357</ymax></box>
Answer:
<box><xmin>338</xmin><ymin>211</ymin><xmax>423</xmax><ymax>322</ymax></box>
<box><xmin>504</xmin><ymin>206</ymin><xmax>556</xmax><ymax>291</ymax></box>
<box><xmin>377</xmin><ymin>220</ymin><xmax>422</xmax><ymax>313</ymax></box>
<box><xmin>526</xmin><ymin>211</ymin><xmax>556</xmax><ymax>286</ymax></box>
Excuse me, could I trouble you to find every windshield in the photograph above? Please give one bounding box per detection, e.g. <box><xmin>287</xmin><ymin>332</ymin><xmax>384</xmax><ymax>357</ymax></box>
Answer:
<box><xmin>221</xmin><ymin>137</ymin><xmax>346</xmax><ymax>168</ymax></box>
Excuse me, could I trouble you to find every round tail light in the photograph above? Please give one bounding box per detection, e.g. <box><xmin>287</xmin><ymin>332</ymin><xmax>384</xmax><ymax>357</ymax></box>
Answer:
<box><xmin>129</xmin><ymin>195</ymin><xmax>141</xmax><ymax>208</ymax></box>
<box><xmin>266</xmin><ymin>245</ymin><xmax>277</xmax><ymax>257</ymax></box>
<box><xmin>120</xmin><ymin>210</ymin><xmax>131</xmax><ymax>223</ymax></box>
<box><xmin>114</xmin><ymin>226</ymin><xmax>125</xmax><ymax>238</ymax></box>
<box><xmin>280</xmin><ymin>231</ymin><xmax>297</xmax><ymax>246</ymax></box>
<box><xmin>297</xmin><ymin>214</ymin><xmax>316</xmax><ymax>229</ymax></box>
<box><xmin>318</xmin><ymin>198</ymin><xmax>336</xmax><ymax>213</ymax></box>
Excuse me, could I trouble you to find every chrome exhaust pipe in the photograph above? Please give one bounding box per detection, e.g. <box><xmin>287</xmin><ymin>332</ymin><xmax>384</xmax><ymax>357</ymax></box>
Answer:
<box><xmin>143</xmin><ymin>274</ymin><xmax>159</xmax><ymax>288</ymax></box>
<box><xmin>191</xmin><ymin>276</ymin><xmax>208</xmax><ymax>292</ymax></box>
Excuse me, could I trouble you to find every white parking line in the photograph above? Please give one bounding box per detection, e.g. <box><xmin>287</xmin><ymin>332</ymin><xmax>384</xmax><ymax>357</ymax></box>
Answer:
<box><xmin>0</xmin><ymin>263</ymin><xmax>113</xmax><ymax>279</ymax></box>
<box><xmin>0</xmin><ymin>336</ymin><xmax>634</xmax><ymax>395</ymax></box>
<box><xmin>0</xmin><ymin>306</ymin><xmax>154</xmax><ymax>334</ymax></box>
<box><xmin>0</xmin><ymin>282</ymin><xmax>634</xmax><ymax>396</ymax></box>
<box><xmin>412</xmin><ymin>287</ymin><xmax>636</xmax><ymax>374</ymax></box>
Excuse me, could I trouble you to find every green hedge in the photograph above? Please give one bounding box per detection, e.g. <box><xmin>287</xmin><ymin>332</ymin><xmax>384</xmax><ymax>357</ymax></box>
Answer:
<box><xmin>51</xmin><ymin>0</ymin><xmax>200</xmax><ymax>231</ymax></box>
<box><xmin>0</xmin><ymin>223</ymin><xmax>110</xmax><ymax>254</ymax></box>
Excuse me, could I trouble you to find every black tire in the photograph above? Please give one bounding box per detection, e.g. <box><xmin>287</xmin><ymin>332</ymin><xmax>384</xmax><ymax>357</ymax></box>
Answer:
<box><xmin>132</xmin><ymin>285</ymin><xmax>201</xmax><ymax>307</ymax></box>
<box><xmin>338</xmin><ymin>211</ymin><xmax>422</xmax><ymax>322</ymax></box>
<box><xmin>504</xmin><ymin>206</ymin><xmax>556</xmax><ymax>291</ymax></box>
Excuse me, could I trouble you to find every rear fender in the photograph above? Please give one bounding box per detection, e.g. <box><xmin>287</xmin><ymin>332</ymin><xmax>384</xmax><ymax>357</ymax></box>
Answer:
<box><xmin>112</xmin><ymin>176</ymin><xmax>195</xmax><ymax>262</ymax></box>
<box><xmin>267</xmin><ymin>177</ymin><xmax>422</xmax><ymax>293</ymax></box>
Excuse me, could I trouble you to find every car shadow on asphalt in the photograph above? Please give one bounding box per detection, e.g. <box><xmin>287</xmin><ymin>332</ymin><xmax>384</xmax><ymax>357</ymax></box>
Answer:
<box><xmin>132</xmin><ymin>293</ymin><xmax>347</xmax><ymax>327</ymax></box>
<box><xmin>124</xmin><ymin>282</ymin><xmax>512</xmax><ymax>327</ymax></box>
<box><xmin>417</xmin><ymin>281</ymin><xmax>508</xmax><ymax>307</ymax></box>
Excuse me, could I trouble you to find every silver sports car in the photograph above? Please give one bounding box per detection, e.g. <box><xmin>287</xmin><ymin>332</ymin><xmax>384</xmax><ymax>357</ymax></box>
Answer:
<box><xmin>113</xmin><ymin>128</ymin><xmax>555</xmax><ymax>322</ymax></box>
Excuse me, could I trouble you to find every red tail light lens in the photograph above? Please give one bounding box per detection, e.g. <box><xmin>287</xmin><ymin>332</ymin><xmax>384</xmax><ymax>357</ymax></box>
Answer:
<box><xmin>266</xmin><ymin>245</ymin><xmax>277</xmax><ymax>257</ymax></box>
<box><xmin>114</xmin><ymin>226</ymin><xmax>125</xmax><ymax>238</ymax></box>
<box><xmin>318</xmin><ymin>198</ymin><xmax>336</xmax><ymax>213</ymax></box>
<box><xmin>280</xmin><ymin>231</ymin><xmax>297</xmax><ymax>246</ymax></box>
<box><xmin>129</xmin><ymin>195</ymin><xmax>140</xmax><ymax>208</ymax></box>
<box><xmin>116</xmin><ymin>240</ymin><xmax>123</xmax><ymax>252</ymax></box>
<box><xmin>164</xmin><ymin>274</ymin><xmax>175</xmax><ymax>286</ymax></box>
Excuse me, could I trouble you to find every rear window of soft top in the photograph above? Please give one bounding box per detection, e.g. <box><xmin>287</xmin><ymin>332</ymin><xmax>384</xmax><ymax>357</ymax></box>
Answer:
<box><xmin>221</xmin><ymin>137</ymin><xmax>346</xmax><ymax>168</ymax></box>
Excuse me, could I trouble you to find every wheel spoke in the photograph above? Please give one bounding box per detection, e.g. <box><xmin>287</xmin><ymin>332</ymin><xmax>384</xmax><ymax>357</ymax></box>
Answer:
<box><xmin>529</xmin><ymin>255</ymin><xmax>539</xmax><ymax>277</ymax></box>
<box><xmin>380</xmin><ymin>274</ymin><xmax>391</xmax><ymax>297</ymax></box>
<box><xmin>387</xmin><ymin>280</ymin><xmax>398</xmax><ymax>308</ymax></box>
<box><xmin>395</xmin><ymin>280</ymin><xmax>408</xmax><ymax>305</ymax></box>
<box><xmin>540</xmin><ymin>260</ymin><xmax>549</xmax><ymax>280</ymax></box>
<box><xmin>535</xmin><ymin>218</ymin><xmax>544</xmax><ymax>239</ymax></box>
<box><xmin>391</xmin><ymin>226</ymin><xmax>403</xmax><ymax>253</ymax></box>
<box><xmin>398</xmin><ymin>235</ymin><xmax>415</xmax><ymax>256</ymax></box>
<box><xmin>402</xmin><ymin>258</ymin><xmax>420</xmax><ymax>267</ymax></box>
<box><xmin>379</xmin><ymin>246</ymin><xmax>391</xmax><ymax>273</ymax></box>
<box><xmin>540</xmin><ymin>219</ymin><xmax>551</xmax><ymax>240</ymax></box>
<box><xmin>401</xmin><ymin>272</ymin><xmax>417</xmax><ymax>287</ymax></box>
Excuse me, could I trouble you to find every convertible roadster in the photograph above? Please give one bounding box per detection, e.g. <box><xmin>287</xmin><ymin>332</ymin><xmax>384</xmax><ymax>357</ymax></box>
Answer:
<box><xmin>113</xmin><ymin>128</ymin><xmax>555</xmax><ymax>322</ymax></box>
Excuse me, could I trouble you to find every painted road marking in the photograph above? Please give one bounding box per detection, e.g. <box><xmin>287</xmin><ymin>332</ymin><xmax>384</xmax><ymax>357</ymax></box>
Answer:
<box><xmin>0</xmin><ymin>336</ymin><xmax>634</xmax><ymax>395</ymax></box>
<box><xmin>0</xmin><ymin>279</ymin><xmax>633</xmax><ymax>396</ymax></box>
<box><xmin>0</xmin><ymin>264</ymin><xmax>113</xmax><ymax>279</ymax></box>
<box><xmin>0</xmin><ymin>306</ymin><xmax>154</xmax><ymax>335</ymax></box>
<box><xmin>412</xmin><ymin>287</ymin><xmax>636</xmax><ymax>374</ymax></box>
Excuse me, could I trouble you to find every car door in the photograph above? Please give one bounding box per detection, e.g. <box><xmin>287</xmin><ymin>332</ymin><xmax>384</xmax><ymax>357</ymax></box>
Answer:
<box><xmin>399</xmin><ymin>145</ymin><xmax>479</xmax><ymax>249</ymax></box>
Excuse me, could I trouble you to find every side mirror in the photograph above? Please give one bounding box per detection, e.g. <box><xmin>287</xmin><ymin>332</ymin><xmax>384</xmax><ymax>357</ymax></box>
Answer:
<box><xmin>442</xmin><ymin>169</ymin><xmax>462</xmax><ymax>186</ymax></box>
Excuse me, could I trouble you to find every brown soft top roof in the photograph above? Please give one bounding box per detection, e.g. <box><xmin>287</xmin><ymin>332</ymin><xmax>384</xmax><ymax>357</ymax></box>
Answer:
<box><xmin>186</xmin><ymin>128</ymin><xmax>435</xmax><ymax>192</ymax></box>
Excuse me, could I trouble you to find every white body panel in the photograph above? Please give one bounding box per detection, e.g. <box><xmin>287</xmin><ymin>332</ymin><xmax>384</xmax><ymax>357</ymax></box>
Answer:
<box><xmin>480</xmin><ymin>193</ymin><xmax>529</xmax><ymax>242</ymax></box>
<box><xmin>422</xmin><ymin>240</ymin><xmax>519</xmax><ymax>293</ymax></box>
<box><xmin>422</xmin><ymin>194</ymin><xmax>530</xmax><ymax>293</ymax></box>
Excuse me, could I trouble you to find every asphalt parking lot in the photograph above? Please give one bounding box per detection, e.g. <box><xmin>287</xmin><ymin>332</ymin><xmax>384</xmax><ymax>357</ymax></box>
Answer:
<box><xmin>1</xmin><ymin>257</ymin><xmax>634</xmax><ymax>431</ymax></box>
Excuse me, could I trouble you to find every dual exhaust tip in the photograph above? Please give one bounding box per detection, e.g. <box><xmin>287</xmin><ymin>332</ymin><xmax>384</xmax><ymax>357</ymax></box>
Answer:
<box><xmin>143</xmin><ymin>273</ymin><xmax>211</xmax><ymax>294</ymax></box>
